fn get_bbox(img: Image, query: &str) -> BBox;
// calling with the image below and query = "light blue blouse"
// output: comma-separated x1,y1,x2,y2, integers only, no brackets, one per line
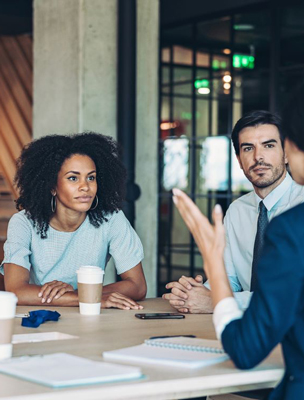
0,210,144,289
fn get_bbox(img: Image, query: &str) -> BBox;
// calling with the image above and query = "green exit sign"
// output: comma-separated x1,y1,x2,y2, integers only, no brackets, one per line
233,54,255,69
194,79,209,89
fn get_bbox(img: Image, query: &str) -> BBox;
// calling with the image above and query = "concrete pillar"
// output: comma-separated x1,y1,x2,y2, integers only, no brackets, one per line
33,0,159,295
33,0,117,138
136,0,159,297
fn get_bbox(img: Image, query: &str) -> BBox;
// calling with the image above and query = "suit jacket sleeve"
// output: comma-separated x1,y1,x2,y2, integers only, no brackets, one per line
221,209,304,369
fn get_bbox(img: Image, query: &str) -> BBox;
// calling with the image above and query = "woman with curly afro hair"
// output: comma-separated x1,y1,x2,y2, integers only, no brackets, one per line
1,132,147,309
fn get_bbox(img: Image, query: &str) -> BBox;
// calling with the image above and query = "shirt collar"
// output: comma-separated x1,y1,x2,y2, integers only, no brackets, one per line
254,173,292,212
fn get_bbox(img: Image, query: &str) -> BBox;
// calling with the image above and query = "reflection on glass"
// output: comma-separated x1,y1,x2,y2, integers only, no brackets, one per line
212,69,232,97
234,11,270,70
233,75,243,101
173,67,192,95
173,97,192,137
161,96,170,121
233,10,270,112
163,138,189,190
162,48,170,63
162,66,170,85
196,51,210,68
278,5,304,109
173,46,193,65
201,136,229,191
280,5,304,69
197,17,231,53
200,136,252,192
212,55,230,71
196,99,209,136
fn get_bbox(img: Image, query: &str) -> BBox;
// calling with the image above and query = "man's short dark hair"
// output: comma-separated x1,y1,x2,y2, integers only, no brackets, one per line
231,110,283,156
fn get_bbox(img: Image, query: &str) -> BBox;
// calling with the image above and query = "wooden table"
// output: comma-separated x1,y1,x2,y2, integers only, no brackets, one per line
0,298,284,400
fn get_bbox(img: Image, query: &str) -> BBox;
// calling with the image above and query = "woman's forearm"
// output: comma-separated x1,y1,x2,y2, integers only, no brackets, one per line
103,279,146,301
205,260,234,308
9,283,79,307
102,263,147,301
4,264,79,306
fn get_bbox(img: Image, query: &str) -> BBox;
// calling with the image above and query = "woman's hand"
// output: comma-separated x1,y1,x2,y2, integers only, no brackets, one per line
172,188,225,278
102,292,144,310
38,280,74,304
172,189,233,307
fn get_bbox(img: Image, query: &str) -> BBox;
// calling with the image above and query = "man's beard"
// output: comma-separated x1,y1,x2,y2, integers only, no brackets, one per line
244,159,286,189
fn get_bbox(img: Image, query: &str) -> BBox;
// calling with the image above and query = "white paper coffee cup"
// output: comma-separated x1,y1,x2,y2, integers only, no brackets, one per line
76,266,104,315
0,292,18,360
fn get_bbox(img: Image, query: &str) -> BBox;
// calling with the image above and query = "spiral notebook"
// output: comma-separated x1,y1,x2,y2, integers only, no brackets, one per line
103,337,229,369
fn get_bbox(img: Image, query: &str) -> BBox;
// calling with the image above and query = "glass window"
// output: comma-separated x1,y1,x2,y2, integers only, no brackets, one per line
162,47,170,63
161,66,170,94
196,99,209,136
173,67,192,95
162,24,193,63
173,45,193,65
173,97,192,137
158,7,275,295
280,5,304,69
197,17,231,54
160,96,170,124
241,71,270,113
196,51,210,68
234,10,271,113
278,4,304,109
195,136,229,195
162,138,189,191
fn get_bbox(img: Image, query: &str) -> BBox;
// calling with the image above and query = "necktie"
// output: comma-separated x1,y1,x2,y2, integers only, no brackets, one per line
250,201,268,292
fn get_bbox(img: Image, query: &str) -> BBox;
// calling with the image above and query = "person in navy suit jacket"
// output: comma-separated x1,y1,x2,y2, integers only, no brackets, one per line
172,86,304,400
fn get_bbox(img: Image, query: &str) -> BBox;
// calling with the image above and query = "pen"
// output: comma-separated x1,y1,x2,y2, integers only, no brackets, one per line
15,313,30,318
149,335,196,340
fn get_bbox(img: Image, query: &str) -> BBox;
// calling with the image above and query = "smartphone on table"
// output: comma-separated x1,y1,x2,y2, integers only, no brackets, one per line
135,313,185,319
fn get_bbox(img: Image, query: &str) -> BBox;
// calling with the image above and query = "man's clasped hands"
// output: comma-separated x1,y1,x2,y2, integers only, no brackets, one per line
163,274,213,314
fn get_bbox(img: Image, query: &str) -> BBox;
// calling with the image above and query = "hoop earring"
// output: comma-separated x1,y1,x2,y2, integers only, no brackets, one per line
90,195,98,210
51,195,56,213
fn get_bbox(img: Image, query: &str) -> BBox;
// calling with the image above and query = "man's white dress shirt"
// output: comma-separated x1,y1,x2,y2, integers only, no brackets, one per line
206,173,304,312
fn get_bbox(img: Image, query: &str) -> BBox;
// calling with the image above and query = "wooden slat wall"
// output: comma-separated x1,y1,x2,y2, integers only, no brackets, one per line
0,34,33,198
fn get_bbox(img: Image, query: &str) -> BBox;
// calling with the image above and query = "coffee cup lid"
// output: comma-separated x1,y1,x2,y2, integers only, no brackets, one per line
0,292,18,303
76,266,104,275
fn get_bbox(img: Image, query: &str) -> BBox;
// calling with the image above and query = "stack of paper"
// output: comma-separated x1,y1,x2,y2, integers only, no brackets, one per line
0,353,142,388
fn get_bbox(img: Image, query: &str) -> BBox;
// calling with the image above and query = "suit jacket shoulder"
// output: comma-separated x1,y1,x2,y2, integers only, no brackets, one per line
221,201,304,376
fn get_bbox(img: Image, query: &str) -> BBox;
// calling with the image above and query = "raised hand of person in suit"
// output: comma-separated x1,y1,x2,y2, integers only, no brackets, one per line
171,188,233,308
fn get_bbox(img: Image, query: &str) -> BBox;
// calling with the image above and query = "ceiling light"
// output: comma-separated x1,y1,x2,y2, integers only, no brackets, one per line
233,24,254,31
198,87,210,95
160,121,179,130
223,75,232,83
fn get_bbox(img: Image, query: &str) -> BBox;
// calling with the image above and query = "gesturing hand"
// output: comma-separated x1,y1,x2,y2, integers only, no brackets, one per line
172,188,225,278
38,280,74,304
102,292,144,310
